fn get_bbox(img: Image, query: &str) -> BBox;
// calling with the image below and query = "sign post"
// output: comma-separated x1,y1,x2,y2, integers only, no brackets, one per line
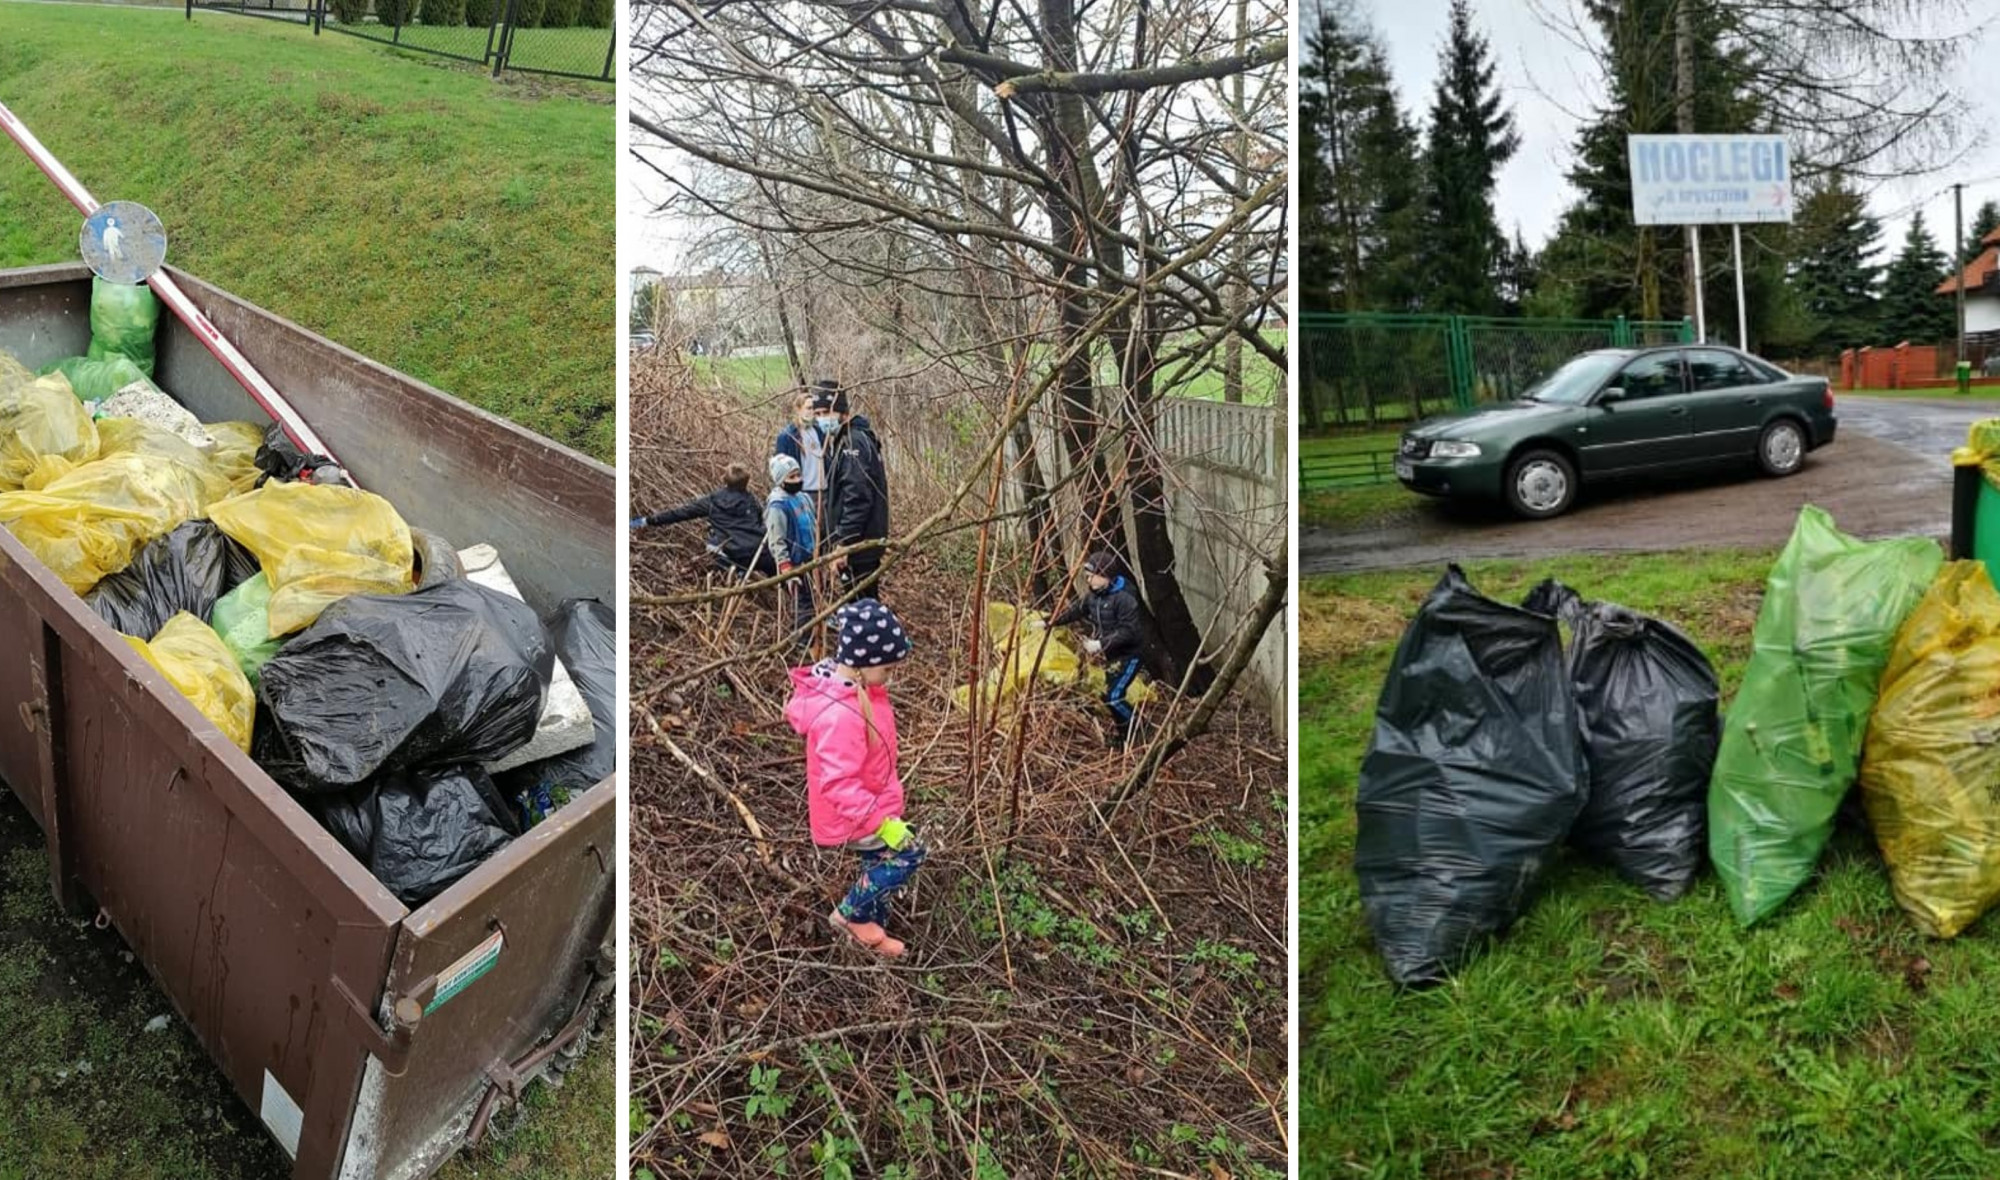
1732,224,1747,348
1629,133,1793,348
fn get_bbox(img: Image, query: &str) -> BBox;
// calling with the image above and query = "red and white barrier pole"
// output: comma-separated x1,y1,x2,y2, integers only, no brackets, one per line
0,99,345,474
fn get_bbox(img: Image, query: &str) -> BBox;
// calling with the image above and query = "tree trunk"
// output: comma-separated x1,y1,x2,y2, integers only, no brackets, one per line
758,236,806,388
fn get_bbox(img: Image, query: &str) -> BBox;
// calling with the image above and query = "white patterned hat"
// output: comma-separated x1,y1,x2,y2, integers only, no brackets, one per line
835,598,910,667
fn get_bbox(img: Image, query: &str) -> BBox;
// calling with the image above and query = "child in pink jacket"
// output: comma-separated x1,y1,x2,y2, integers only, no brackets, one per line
784,598,925,957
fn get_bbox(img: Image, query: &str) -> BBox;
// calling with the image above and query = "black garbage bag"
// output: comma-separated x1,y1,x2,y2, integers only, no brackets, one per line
311,765,516,906
253,421,344,486
1528,579,1720,901
1355,566,1588,986
499,599,614,809
85,521,260,638
256,579,554,792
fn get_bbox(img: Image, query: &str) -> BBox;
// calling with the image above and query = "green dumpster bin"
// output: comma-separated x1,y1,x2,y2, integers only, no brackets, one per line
1960,360,1974,395
1951,421,2000,580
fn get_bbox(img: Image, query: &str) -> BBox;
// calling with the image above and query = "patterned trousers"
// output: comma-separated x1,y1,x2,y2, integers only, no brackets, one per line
835,835,928,926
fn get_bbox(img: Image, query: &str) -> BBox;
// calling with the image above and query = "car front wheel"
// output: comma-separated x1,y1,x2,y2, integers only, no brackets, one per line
1504,448,1577,519
1758,419,1806,477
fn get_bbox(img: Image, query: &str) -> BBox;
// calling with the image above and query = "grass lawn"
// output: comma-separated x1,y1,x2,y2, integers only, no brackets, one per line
1300,547,2000,1179
691,351,794,398
1300,427,1410,529
355,20,614,78
0,3,614,461
0,9,611,1177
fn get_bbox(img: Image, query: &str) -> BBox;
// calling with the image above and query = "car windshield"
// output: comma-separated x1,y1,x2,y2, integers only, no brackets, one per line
1520,352,1626,405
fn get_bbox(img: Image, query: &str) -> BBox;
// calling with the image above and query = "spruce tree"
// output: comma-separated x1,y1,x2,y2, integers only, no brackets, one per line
1878,212,1956,345
1417,0,1519,314
1538,0,1760,324
1962,199,2000,266
1789,179,1883,354
1302,2,1424,311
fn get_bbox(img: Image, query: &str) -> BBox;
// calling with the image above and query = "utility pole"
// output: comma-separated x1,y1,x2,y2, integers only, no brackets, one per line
1957,181,1968,363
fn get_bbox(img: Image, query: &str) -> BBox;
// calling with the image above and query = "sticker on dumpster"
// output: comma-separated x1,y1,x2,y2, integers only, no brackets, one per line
261,1069,304,1159
427,929,505,1014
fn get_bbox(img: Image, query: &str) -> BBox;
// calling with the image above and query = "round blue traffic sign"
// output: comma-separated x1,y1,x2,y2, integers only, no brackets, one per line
80,201,167,285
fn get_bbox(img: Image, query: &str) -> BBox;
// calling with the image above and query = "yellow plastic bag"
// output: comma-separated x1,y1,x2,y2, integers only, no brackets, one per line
207,482,415,637
950,601,1153,715
1859,561,2000,937
0,452,224,592
0,364,98,492
124,612,254,752
205,421,267,495
0,349,33,390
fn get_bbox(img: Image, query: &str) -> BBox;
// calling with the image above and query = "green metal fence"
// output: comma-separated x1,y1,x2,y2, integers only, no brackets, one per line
1300,312,1693,433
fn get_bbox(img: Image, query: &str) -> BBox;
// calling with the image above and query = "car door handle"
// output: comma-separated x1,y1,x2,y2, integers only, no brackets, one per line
1667,407,1688,416
1740,396,1760,405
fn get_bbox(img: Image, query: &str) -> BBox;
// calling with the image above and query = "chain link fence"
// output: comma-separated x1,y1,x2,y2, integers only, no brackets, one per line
1300,311,1694,490
1301,312,1693,431
186,0,614,82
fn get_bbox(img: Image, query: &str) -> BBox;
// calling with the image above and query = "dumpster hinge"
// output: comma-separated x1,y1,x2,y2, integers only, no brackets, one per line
333,976,423,1078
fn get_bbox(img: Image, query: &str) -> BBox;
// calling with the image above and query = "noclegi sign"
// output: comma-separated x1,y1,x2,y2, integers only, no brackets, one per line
1627,134,1793,226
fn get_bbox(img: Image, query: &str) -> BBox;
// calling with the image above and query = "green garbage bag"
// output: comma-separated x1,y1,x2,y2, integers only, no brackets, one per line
36,356,150,402
210,572,283,688
1708,506,1943,926
87,279,161,378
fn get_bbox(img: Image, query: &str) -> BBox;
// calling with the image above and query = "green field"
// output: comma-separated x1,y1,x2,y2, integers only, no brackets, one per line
0,8,611,1177
694,330,1288,405
0,3,614,461
1300,548,2000,1179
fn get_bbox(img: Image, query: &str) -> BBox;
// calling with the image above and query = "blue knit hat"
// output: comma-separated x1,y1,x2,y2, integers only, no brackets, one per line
835,598,910,667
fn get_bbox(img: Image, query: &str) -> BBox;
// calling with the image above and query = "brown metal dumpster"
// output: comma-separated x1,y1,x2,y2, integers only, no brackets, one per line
0,262,616,1179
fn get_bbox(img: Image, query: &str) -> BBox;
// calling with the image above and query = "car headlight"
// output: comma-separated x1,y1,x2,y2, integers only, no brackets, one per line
1430,440,1481,459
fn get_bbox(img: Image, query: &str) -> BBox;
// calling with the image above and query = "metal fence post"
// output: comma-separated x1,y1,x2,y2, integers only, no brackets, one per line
493,0,520,77
1447,316,1474,410
186,0,193,20
600,27,615,80
1612,314,1630,347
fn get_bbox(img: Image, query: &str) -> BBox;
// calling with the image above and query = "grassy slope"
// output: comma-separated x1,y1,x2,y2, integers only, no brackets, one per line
0,5,614,460
1301,549,2000,1180
0,10,611,1177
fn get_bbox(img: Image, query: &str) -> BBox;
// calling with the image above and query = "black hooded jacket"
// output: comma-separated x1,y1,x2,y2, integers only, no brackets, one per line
1053,574,1144,663
821,416,891,554
644,486,767,569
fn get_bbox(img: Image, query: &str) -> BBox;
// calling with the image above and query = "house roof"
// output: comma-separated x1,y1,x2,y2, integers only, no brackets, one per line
1940,246,2000,296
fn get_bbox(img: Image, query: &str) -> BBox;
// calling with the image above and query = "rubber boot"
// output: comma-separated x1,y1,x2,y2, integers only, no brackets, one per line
829,911,905,958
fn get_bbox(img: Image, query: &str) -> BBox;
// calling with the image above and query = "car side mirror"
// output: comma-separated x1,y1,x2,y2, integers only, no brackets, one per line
1597,387,1626,406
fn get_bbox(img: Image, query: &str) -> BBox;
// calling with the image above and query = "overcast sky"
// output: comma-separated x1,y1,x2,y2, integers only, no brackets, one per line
1354,0,1999,258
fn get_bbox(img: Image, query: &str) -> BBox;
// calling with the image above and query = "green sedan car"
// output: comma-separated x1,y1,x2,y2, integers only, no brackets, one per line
1395,344,1837,519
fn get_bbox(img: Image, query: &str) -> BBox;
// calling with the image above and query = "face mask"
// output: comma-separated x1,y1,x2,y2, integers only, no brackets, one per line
783,479,803,494
816,415,840,433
